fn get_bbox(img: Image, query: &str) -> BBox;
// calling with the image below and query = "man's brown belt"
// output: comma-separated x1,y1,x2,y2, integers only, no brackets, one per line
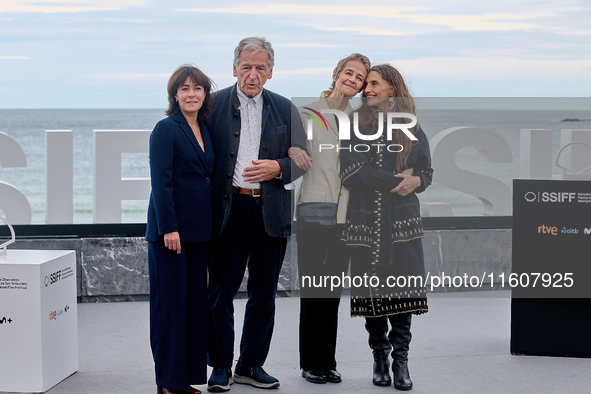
232,186,261,197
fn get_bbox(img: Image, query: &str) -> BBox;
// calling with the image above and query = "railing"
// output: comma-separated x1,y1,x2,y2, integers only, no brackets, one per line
0,217,512,239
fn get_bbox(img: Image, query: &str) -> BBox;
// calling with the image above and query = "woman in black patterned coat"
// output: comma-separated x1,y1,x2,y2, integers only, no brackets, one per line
340,64,433,391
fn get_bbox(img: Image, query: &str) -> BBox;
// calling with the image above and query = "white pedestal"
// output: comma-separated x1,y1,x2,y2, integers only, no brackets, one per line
0,250,78,393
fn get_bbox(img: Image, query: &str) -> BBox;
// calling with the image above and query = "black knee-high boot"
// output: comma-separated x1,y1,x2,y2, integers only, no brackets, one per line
365,317,392,386
388,313,413,390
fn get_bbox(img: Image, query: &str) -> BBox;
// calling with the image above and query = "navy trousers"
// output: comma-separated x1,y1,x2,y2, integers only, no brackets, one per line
148,241,208,390
208,193,287,368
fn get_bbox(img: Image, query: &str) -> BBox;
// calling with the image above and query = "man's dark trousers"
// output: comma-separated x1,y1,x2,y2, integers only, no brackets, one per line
207,192,287,368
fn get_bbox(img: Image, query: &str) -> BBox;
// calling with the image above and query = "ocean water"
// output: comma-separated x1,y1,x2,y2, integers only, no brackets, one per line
416,108,591,215
1,108,590,223
0,109,164,223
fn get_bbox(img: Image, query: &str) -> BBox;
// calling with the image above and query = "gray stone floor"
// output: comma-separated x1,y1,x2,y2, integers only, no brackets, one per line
16,291,591,393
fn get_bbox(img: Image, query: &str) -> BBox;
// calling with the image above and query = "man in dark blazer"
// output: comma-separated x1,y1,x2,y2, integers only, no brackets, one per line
205,37,306,392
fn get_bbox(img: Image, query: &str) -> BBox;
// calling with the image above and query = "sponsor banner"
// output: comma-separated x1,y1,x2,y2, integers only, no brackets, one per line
513,179,591,297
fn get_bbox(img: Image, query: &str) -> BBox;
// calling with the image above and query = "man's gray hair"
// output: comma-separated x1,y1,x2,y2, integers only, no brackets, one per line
233,37,275,69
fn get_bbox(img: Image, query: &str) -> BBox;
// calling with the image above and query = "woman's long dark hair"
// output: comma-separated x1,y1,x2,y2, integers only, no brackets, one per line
357,64,418,171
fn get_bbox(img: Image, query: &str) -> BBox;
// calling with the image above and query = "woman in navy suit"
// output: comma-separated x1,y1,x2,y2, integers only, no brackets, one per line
145,64,214,394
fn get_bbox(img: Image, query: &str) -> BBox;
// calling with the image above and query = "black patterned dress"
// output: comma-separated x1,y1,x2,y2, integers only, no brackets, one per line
340,125,433,317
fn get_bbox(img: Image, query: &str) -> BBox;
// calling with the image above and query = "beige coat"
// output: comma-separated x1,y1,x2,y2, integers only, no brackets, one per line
297,96,352,224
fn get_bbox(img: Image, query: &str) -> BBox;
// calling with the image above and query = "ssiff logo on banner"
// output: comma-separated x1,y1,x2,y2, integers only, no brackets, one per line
525,191,577,203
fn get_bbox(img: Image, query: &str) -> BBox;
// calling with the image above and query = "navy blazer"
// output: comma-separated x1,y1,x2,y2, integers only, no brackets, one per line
205,84,306,239
145,110,214,243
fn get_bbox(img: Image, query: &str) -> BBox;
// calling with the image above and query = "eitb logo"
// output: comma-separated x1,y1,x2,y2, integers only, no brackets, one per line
303,108,418,153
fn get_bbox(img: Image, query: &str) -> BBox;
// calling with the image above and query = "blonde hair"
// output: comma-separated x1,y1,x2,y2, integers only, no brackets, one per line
322,53,371,96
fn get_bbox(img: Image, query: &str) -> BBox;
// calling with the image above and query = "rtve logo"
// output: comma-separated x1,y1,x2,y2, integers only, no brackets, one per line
538,225,557,235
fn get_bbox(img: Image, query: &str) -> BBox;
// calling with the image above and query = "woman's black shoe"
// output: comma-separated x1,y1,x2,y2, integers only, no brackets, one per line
392,359,413,390
301,369,326,384
389,313,413,390
366,317,392,386
372,356,392,386
324,369,342,383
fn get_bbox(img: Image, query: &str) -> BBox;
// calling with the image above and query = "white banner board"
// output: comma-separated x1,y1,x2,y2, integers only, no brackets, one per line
0,250,78,393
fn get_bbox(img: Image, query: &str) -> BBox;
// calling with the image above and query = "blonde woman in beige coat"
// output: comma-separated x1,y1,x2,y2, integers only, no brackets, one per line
290,53,370,385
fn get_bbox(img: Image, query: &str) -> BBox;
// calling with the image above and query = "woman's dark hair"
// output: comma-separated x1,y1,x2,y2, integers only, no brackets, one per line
166,64,215,118
357,63,418,171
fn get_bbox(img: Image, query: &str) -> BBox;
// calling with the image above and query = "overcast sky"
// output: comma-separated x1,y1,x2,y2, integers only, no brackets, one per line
1,0,590,108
